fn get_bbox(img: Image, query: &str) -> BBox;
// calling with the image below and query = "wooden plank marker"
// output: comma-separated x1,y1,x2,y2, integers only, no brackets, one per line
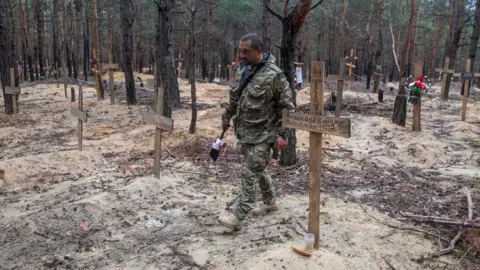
102,61,119,104
283,62,351,249
142,86,174,178
462,59,472,121
412,61,423,132
63,68,68,98
71,84,87,151
327,58,352,117
435,57,455,100
345,48,358,90
6,68,21,127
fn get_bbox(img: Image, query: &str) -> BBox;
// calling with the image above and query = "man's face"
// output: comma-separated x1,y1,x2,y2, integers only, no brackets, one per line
239,40,262,66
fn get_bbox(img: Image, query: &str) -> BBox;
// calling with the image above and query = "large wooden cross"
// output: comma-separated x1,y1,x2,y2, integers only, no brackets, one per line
345,48,358,90
6,68,21,127
283,61,351,249
142,86,174,178
70,84,87,151
103,62,119,105
412,61,423,132
435,57,455,100
327,58,352,117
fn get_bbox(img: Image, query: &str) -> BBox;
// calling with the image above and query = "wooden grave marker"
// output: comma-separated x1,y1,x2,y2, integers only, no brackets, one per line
6,68,21,127
70,85,87,151
461,59,472,121
103,60,119,104
142,86,174,178
327,58,352,117
63,68,68,98
435,57,455,100
282,62,351,249
412,61,423,132
345,48,358,90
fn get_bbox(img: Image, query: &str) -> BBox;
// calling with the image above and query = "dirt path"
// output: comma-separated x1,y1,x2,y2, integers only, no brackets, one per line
1,76,477,269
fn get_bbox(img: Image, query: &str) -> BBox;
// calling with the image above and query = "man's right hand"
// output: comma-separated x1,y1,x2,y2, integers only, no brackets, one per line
222,120,230,131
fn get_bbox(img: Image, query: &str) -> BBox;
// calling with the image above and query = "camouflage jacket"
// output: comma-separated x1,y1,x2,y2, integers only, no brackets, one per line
222,53,295,144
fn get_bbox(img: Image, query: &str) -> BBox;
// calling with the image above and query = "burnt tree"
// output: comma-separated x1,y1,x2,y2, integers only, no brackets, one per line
187,0,197,134
120,0,137,105
267,0,324,166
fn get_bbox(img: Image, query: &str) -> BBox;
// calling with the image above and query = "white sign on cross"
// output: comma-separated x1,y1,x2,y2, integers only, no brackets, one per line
282,61,351,249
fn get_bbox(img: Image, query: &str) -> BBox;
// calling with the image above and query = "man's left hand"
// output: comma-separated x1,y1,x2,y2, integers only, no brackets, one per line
275,135,288,151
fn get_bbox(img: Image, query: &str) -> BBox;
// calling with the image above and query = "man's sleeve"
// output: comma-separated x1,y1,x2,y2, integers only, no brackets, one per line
273,72,296,133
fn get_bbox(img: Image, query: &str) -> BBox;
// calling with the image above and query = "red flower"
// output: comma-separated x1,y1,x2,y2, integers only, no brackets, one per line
417,76,424,82
415,82,423,88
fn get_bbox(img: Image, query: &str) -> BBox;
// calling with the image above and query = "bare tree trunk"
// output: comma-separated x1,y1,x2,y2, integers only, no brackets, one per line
262,0,271,53
392,0,415,126
120,0,136,105
374,0,383,101
156,0,180,117
92,0,104,99
81,0,89,80
0,0,14,114
33,0,45,77
53,0,60,71
19,0,35,82
70,1,78,80
443,0,465,99
365,0,374,90
62,1,72,78
187,0,197,134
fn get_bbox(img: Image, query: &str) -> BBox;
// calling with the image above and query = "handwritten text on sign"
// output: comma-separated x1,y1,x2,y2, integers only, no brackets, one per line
282,111,351,138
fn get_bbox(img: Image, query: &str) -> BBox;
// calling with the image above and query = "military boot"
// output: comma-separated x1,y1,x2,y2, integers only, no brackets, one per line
217,213,243,230
251,202,279,216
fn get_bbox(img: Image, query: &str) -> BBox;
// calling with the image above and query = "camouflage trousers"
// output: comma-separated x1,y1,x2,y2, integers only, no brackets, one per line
233,141,276,220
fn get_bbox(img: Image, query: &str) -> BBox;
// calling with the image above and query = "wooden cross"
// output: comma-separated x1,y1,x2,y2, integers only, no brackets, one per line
435,57,455,100
70,84,87,151
327,58,353,117
6,68,21,127
345,48,358,90
412,61,423,132
461,59,473,121
103,62,119,105
282,61,351,249
142,86,174,178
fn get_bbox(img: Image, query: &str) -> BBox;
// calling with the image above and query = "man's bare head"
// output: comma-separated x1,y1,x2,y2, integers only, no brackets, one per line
239,33,263,66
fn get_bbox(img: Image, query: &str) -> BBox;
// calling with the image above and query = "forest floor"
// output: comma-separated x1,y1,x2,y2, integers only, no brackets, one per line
0,73,479,270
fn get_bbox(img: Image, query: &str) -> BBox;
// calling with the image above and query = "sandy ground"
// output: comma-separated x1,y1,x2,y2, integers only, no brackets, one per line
0,73,478,269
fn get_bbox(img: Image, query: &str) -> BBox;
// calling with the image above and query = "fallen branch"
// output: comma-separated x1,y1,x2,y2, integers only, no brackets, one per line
464,188,473,220
402,214,480,228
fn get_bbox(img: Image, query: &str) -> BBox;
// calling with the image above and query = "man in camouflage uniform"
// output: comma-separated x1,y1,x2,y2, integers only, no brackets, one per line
217,33,295,230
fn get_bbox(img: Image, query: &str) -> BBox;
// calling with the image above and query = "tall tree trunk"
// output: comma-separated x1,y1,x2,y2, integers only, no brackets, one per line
443,0,465,99
188,0,197,134
207,0,214,83
62,1,72,78
156,0,180,117
70,1,78,80
268,0,322,166
427,13,443,78
53,0,60,71
365,0,374,89
0,0,14,114
392,0,415,126
468,0,480,74
374,0,384,100
262,0,271,53
407,0,422,76
92,0,104,98
82,0,89,80
33,0,45,77
19,0,35,82
120,0,136,105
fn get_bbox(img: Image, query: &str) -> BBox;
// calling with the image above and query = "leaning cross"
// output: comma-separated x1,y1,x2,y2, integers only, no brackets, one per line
345,48,358,90
282,61,351,249
327,58,353,117
6,68,21,127
435,57,455,100
70,84,87,151
142,86,174,178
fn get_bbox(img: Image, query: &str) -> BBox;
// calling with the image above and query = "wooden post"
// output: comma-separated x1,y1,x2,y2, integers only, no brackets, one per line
142,86,174,178
435,57,455,100
412,61,423,132
6,68,21,127
462,59,472,121
346,49,358,90
63,69,68,98
111,85,116,105
71,84,87,151
71,87,75,102
327,59,352,117
102,63,119,104
177,53,182,79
